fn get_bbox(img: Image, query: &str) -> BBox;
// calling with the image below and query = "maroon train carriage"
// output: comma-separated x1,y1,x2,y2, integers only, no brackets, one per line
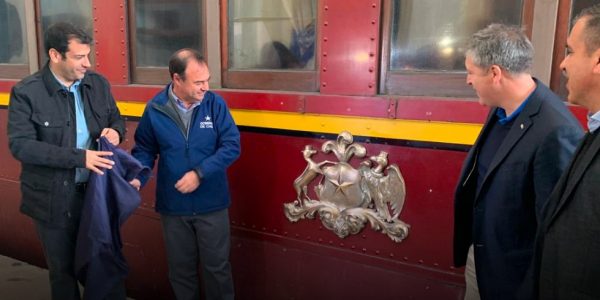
0,0,591,299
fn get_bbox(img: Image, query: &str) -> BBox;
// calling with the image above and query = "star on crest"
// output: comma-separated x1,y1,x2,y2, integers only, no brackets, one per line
327,173,353,196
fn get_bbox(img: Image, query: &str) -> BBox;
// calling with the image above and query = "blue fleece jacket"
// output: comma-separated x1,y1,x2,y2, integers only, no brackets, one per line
132,85,241,215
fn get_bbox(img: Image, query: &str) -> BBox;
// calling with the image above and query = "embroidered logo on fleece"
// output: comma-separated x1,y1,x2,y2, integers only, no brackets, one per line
200,115,213,129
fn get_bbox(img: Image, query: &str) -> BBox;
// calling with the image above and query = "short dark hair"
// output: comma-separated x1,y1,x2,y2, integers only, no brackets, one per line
44,22,93,58
575,4,600,55
169,48,207,81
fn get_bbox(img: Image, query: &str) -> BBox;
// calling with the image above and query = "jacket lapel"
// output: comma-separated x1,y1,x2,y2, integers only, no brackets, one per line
475,93,542,202
458,110,495,187
546,131,600,226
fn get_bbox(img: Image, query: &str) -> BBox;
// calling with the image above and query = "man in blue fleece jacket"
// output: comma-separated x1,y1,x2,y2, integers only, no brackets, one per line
131,48,240,300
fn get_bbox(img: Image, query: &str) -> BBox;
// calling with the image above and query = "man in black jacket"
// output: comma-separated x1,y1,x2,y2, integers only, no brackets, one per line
535,4,600,299
7,22,125,300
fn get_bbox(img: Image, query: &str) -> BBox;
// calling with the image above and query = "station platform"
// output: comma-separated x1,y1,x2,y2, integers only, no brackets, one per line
0,254,49,300
0,255,134,300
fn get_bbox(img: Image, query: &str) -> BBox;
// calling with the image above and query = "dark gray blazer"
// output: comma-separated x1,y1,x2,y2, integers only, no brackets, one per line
536,130,600,299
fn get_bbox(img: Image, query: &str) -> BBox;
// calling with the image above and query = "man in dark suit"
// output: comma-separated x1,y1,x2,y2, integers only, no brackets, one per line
453,24,583,300
535,4,600,299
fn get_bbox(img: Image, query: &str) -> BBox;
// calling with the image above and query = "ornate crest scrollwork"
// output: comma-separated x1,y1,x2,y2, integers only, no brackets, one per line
284,131,410,242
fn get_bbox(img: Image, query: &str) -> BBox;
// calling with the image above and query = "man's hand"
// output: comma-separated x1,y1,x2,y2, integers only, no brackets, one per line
175,170,201,194
100,128,120,145
85,150,114,175
129,178,141,191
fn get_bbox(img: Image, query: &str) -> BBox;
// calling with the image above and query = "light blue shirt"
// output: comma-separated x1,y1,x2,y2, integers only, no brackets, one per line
52,72,91,182
587,110,600,133
169,85,202,113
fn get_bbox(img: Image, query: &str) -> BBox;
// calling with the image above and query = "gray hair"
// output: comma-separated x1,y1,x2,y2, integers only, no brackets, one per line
466,23,533,74
574,4,600,55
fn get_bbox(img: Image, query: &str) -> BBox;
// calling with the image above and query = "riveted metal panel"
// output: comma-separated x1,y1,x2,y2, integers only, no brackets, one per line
225,131,467,299
0,111,20,181
320,0,381,96
0,110,46,269
0,81,16,92
305,94,394,118
92,0,129,84
221,92,305,113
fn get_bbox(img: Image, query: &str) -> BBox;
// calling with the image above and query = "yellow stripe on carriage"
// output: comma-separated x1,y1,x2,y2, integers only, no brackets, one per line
0,93,481,145
231,110,481,145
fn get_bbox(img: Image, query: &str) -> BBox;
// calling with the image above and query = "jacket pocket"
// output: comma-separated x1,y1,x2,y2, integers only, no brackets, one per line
31,113,66,144
20,171,53,222
88,96,111,130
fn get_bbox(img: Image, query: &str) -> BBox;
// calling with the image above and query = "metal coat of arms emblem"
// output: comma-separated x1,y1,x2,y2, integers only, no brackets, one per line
284,131,410,242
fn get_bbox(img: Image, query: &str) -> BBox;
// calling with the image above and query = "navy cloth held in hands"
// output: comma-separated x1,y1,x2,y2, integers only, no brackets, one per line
75,137,150,300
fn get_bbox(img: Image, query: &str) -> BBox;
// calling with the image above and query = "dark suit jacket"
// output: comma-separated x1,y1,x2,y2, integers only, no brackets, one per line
453,80,583,299
535,130,600,300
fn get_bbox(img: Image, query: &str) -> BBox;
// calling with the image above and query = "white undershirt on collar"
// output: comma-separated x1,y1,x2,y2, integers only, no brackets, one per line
587,110,600,133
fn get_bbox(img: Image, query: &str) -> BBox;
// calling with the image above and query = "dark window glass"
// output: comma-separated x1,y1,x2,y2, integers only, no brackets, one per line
133,0,202,68
553,0,598,97
0,0,27,65
39,0,93,63
571,0,598,24
390,0,523,72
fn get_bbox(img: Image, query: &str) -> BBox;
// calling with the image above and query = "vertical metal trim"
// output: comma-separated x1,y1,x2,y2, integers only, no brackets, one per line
206,0,222,88
25,0,38,74
531,0,559,85
319,0,382,96
92,0,129,84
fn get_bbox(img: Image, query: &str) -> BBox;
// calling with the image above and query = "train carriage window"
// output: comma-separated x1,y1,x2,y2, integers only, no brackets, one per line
37,0,93,67
0,0,28,79
381,0,532,97
222,0,319,91
129,0,204,85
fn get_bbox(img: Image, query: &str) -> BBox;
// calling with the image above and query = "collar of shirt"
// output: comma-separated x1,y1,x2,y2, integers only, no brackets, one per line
495,92,533,125
587,110,600,133
50,69,81,92
169,85,201,112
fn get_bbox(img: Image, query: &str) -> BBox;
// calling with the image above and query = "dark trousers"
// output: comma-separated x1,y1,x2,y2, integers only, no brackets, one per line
161,209,234,300
35,221,81,300
34,191,126,300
